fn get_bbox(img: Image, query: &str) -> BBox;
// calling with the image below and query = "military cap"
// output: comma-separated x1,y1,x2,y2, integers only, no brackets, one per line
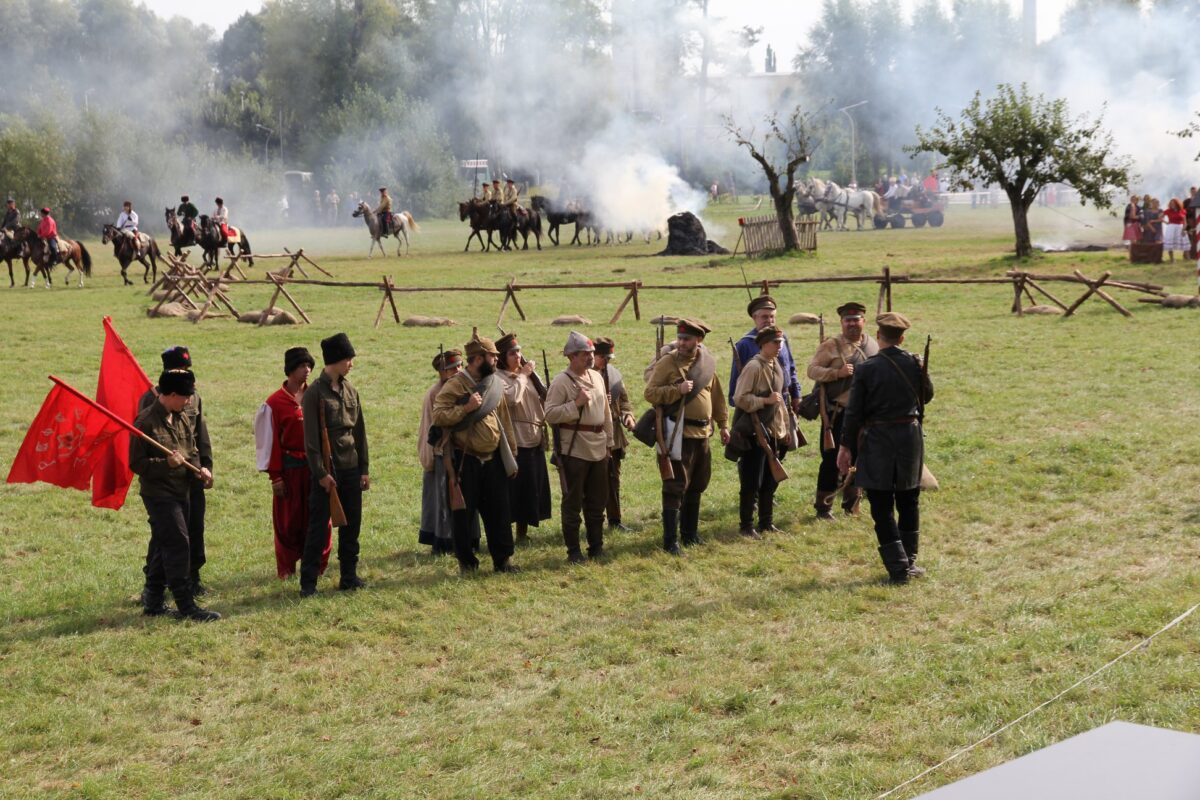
283,346,315,375
563,330,595,355
837,302,867,318
505,177,515,184
320,332,356,365
747,294,777,317
465,327,499,358
379,187,387,192
161,345,192,370
676,318,711,338
592,336,615,357
876,311,911,331
754,325,784,346
157,368,195,397
495,331,520,354
432,349,463,371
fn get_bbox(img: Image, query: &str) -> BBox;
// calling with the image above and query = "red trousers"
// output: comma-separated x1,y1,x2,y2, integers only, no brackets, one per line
274,466,330,578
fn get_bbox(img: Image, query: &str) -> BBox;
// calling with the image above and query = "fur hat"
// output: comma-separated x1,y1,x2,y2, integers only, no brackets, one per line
320,332,356,365
161,346,192,370
284,347,315,376
157,368,195,397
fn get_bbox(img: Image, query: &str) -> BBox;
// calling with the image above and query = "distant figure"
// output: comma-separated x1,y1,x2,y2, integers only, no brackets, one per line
1122,195,1141,244
1163,198,1186,262
37,207,59,266
2,197,19,235
374,187,393,231
921,170,939,194
710,181,719,202
213,197,231,239
313,190,322,224
176,195,199,237
326,190,340,225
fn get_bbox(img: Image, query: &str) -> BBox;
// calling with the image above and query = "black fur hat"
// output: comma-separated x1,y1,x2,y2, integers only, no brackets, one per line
157,369,195,397
320,332,356,365
161,346,191,370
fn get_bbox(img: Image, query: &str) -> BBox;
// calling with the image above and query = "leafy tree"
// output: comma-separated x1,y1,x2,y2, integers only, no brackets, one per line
908,83,1133,258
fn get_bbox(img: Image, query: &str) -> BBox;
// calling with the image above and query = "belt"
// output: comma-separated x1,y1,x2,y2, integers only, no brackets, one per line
863,416,918,427
282,453,307,470
560,422,604,433
455,446,496,462
667,415,711,427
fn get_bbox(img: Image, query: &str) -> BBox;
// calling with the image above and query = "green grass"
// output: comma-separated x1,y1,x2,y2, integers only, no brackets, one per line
1,201,1198,799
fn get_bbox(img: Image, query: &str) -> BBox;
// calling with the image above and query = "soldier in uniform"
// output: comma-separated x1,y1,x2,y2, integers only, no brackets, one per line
729,295,802,415
138,346,212,597
502,177,523,215
480,181,493,202
2,198,18,233
418,349,470,555
373,187,393,234
732,326,789,538
644,318,730,554
432,330,521,574
807,301,879,519
490,179,502,207
300,332,370,596
593,337,634,531
837,312,934,584
544,332,614,562
496,331,552,543
130,368,219,621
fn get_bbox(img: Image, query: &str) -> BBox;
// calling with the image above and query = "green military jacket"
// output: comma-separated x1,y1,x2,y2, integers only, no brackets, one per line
302,370,368,480
129,399,201,499
177,202,198,220
139,388,212,470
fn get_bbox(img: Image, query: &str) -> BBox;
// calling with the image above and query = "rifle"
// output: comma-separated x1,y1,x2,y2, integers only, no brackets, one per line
318,402,348,526
437,343,466,511
728,337,787,483
817,314,835,451
739,265,753,302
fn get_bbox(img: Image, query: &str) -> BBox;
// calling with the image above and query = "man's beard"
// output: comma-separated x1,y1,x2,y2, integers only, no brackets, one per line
478,361,495,378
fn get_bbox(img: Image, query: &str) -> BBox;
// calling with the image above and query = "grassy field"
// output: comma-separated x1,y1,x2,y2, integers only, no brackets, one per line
0,200,1197,799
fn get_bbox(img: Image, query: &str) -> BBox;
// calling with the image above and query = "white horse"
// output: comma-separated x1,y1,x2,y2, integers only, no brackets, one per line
352,201,420,257
807,178,882,231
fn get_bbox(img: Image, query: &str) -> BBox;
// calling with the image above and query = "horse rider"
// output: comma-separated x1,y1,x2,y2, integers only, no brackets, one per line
2,198,18,242
502,176,525,218
177,195,199,237
480,181,493,202
373,187,393,233
37,207,59,266
116,201,139,243
490,179,502,207
213,197,231,240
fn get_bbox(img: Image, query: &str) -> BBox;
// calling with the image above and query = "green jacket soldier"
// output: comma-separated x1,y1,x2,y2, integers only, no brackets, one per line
807,301,879,519
130,368,219,621
300,332,370,596
593,336,634,531
837,312,934,584
643,318,730,554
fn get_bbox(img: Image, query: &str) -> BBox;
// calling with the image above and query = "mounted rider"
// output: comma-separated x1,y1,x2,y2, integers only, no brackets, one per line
176,195,199,238
213,197,231,240
502,176,527,219
490,179,502,207
1,198,18,242
373,187,393,234
37,207,59,266
116,201,139,243
480,181,493,202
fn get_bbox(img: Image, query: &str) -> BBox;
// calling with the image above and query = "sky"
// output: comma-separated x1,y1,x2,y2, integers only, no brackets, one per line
141,0,1074,60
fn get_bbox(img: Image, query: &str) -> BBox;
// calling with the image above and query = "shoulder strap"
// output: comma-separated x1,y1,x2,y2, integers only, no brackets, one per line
878,351,924,420
451,373,504,432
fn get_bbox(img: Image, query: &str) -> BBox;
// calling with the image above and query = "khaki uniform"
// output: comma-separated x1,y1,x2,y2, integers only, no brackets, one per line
733,354,788,439
807,334,879,515
643,347,728,439
481,186,494,202
733,353,787,531
498,370,547,450
432,371,517,458
502,182,521,210
545,368,613,557
373,194,392,216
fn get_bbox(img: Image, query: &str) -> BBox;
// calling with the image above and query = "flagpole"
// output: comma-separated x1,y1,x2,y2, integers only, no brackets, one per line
48,376,205,477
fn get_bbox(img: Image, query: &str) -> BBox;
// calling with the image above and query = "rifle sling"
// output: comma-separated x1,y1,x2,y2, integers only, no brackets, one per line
451,373,504,433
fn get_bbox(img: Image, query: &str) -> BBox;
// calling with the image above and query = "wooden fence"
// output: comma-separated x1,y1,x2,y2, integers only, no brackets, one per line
736,213,819,257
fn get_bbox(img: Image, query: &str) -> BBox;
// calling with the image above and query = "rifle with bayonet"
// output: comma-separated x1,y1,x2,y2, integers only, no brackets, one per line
817,313,835,451
728,337,788,484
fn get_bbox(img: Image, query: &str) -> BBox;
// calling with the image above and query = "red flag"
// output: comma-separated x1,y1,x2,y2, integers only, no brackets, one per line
91,316,153,509
6,382,127,492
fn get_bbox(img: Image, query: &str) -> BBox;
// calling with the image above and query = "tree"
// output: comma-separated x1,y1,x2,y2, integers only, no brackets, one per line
724,106,817,251
908,83,1133,258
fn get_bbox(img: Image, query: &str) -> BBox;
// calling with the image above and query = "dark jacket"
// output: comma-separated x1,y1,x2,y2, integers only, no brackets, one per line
139,388,212,470
840,346,933,491
177,201,199,220
302,370,368,480
129,399,201,499
2,207,18,231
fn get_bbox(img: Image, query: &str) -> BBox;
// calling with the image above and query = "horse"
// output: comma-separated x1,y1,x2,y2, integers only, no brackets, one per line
1,228,34,288
807,178,882,231
164,207,198,256
101,224,160,285
458,198,504,252
198,215,254,268
15,226,92,288
351,202,419,257
530,195,581,247
510,208,543,251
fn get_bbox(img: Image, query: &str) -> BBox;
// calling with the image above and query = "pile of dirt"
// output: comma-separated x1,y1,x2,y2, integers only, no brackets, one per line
552,315,592,326
403,316,455,327
658,212,729,256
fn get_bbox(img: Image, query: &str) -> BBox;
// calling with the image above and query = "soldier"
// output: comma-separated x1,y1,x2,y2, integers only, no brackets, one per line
544,332,614,562
300,332,370,596
480,181,493,202
502,176,523,214
130,368,219,621
592,337,635,531
644,318,730,554
432,330,521,574
418,349,467,555
2,198,18,233
490,179,502,206
729,295,802,415
807,301,879,519
837,312,934,584
496,331,552,543
373,187,393,234
176,195,199,237
139,346,212,597
253,347,330,580
732,326,789,538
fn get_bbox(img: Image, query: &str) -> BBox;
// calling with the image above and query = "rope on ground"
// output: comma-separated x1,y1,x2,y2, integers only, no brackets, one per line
875,600,1200,799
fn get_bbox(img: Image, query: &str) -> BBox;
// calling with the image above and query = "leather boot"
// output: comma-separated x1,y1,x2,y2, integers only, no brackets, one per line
900,530,926,577
661,509,681,556
738,492,759,538
171,582,221,622
190,569,208,597
878,540,911,585
757,491,781,533
142,584,172,617
814,490,836,521
339,561,366,591
680,499,703,546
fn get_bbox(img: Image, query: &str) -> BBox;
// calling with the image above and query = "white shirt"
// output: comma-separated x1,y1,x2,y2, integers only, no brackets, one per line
213,205,229,224
116,210,138,231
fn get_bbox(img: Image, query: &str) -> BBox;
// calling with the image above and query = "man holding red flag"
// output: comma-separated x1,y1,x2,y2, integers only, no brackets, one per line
92,317,153,510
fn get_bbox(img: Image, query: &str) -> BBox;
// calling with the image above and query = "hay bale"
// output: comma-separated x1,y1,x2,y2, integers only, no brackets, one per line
403,315,456,327
650,315,679,326
552,315,592,326
148,302,189,318
1160,294,1200,309
1022,304,1064,315
788,313,821,325
238,308,298,325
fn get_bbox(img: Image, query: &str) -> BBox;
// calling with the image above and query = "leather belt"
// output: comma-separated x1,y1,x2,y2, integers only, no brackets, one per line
667,416,711,427
560,423,604,433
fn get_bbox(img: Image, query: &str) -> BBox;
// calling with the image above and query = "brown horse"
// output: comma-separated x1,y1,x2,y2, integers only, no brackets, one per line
198,215,254,269
16,227,92,287
102,224,160,285
458,198,504,252
1,227,34,287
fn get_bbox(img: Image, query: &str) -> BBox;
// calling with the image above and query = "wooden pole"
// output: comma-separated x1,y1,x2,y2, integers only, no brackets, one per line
884,266,893,311
268,272,312,323
1023,277,1069,311
1063,270,1113,317
258,279,284,327
507,281,527,321
631,282,641,321
609,284,637,324
1011,274,1025,315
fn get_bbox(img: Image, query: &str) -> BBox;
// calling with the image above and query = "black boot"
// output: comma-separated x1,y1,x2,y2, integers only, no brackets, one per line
738,492,760,538
878,540,911,585
814,490,835,521
171,583,221,622
680,499,703,546
661,509,681,555
338,558,365,591
142,584,172,617
900,530,926,577
757,491,781,534
190,569,208,597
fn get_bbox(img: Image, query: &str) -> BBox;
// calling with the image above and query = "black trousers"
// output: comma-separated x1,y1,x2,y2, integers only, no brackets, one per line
188,483,206,571
301,468,363,589
560,454,608,555
453,451,514,570
143,495,192,598
865,488,920,546
605,448,624,523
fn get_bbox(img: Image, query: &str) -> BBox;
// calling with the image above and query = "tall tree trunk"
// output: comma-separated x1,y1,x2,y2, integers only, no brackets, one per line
772,187,799,250
1010,194,1033,258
